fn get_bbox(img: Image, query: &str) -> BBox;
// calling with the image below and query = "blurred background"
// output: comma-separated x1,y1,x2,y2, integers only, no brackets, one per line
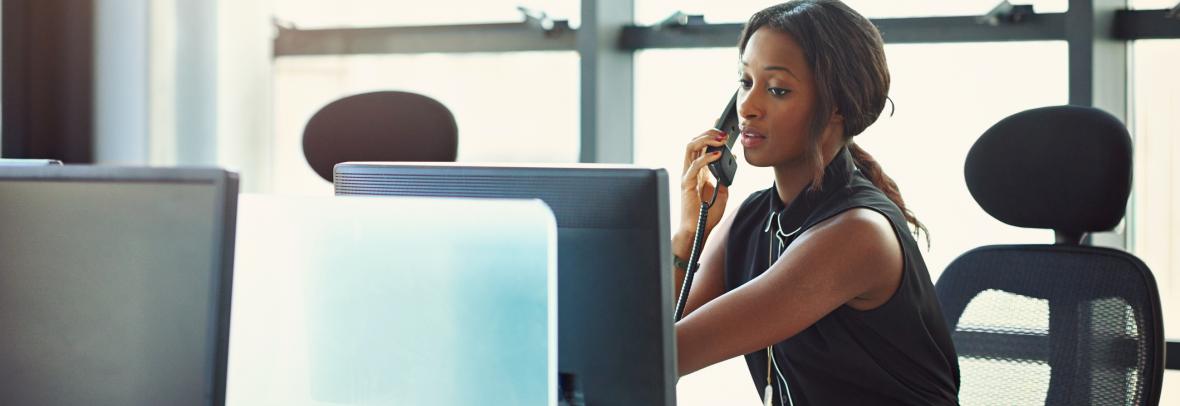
2,0,1177,404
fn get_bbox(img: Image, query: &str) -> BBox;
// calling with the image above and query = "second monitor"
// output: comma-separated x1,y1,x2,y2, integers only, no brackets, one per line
334,162,676,406
0,166,238,406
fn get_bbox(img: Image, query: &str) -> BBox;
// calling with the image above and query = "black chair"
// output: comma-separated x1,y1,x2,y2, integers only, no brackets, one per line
936,105,1164,405
302,90,457,182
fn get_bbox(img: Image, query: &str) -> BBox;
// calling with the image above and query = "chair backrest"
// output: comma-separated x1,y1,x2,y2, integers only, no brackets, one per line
302,91,457,182
937,105,1164,405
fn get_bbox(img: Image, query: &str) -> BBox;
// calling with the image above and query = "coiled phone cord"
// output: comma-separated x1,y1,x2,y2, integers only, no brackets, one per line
673,184,720,322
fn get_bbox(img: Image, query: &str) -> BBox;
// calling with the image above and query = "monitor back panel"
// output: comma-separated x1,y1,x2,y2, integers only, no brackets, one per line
0,167,238,406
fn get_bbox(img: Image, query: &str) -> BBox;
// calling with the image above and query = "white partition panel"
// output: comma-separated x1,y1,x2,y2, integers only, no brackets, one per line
227,195,557,406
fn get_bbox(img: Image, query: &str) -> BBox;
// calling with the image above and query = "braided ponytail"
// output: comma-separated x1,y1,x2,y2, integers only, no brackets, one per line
848,143,927,239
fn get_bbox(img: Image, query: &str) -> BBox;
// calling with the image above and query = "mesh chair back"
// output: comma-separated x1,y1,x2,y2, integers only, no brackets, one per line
938,245,1163,405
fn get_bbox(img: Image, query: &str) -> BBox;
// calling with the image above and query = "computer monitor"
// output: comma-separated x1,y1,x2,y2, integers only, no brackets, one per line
0,158,63,166
0,166,239,406
334,162,676,406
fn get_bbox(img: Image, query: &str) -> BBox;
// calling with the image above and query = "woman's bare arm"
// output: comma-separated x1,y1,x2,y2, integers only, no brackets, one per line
675,208,904,376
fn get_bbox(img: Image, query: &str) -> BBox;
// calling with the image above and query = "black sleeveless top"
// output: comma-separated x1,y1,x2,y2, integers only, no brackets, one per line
724,148,959,405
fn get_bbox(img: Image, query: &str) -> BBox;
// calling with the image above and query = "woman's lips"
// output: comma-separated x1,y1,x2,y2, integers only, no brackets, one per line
740,130,766,149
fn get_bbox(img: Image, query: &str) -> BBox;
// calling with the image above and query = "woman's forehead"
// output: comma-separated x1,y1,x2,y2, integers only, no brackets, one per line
742,29,810,79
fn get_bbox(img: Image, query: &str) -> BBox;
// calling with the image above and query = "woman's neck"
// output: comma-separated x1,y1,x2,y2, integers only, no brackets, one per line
772,143,843,207
772,158,816,208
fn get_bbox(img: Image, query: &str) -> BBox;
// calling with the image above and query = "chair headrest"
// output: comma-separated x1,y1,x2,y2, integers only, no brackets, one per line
303,91,457,182
964,105,1132,234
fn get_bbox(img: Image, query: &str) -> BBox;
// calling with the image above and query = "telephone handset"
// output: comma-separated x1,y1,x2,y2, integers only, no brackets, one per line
707,91,740,187
675,91,741,322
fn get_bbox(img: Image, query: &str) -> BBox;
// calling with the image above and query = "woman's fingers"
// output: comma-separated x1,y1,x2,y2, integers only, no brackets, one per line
682,129,730,172
697,165,711,191
679,128,731,234
682,149,724,191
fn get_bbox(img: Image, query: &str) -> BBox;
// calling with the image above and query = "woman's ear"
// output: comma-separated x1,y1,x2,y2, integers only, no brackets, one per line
824,110,846,141
821,110,847,151
829,109,845,125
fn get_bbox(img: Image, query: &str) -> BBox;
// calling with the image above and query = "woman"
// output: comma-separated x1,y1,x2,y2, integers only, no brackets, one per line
673,1,960,404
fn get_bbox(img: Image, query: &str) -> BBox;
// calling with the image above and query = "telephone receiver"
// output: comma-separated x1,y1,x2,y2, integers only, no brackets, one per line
675,91,741,323
707,91,740,187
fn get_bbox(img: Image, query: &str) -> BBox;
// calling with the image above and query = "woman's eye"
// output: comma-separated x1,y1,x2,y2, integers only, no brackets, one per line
738,78,753,89
769,88,790,96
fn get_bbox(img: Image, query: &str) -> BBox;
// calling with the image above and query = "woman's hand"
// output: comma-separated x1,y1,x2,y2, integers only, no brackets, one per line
673,129,731,260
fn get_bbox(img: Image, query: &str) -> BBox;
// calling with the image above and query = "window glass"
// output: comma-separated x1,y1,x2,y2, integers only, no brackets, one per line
273,53,580,195
1130,36,1180,406
1130,0,1177,9
636,0,1068,25
1130,39,1180,337
275,0,579,28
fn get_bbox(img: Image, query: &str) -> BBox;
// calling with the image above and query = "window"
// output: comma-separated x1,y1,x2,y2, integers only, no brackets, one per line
1130,0,1178,9
275,0,580,28
635,0,1068,25
635,42,1067,404
1130,38,1180,406
1131,39,1179,336
269,0,581,195
271,53,580,195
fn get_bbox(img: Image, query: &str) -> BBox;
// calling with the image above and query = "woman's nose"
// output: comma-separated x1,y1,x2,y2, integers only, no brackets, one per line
738,92,762,120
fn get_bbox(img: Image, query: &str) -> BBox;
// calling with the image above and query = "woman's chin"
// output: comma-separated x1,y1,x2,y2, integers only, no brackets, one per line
742,153,775,167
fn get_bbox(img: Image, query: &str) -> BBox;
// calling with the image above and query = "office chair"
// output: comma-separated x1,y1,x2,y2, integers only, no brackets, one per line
302,91,457,182
936,105,1164,405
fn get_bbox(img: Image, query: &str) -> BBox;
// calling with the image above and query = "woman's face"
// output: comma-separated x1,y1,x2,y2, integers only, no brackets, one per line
737,28,823,168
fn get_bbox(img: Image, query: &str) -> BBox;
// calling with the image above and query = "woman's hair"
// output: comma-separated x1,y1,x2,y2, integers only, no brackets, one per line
738,0,927,238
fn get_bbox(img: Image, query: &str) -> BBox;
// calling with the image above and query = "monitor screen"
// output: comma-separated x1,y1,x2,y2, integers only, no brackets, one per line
334,162,676,406
0,166,238,406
